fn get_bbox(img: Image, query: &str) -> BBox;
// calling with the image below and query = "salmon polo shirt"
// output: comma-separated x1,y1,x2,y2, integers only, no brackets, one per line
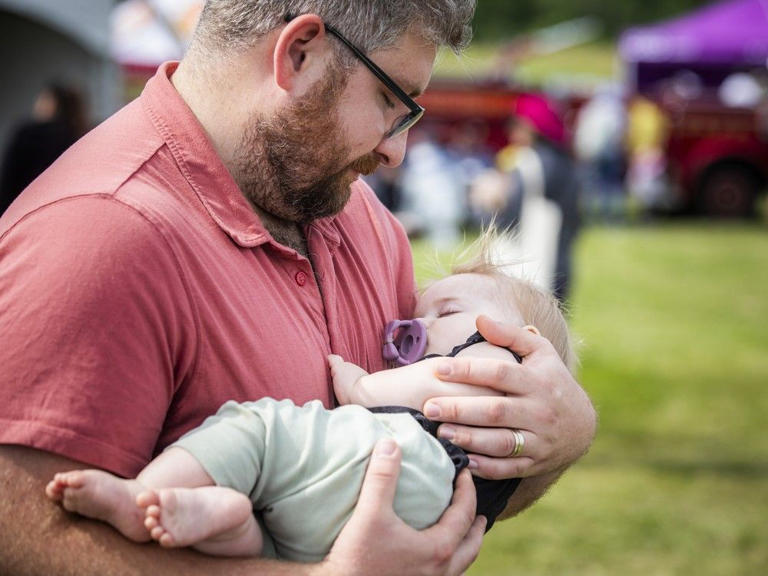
0,62,417,477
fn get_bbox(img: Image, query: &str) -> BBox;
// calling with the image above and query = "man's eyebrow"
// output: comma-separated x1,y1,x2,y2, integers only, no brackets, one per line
407,84,425,99
391,77,425,99
407,83,426,99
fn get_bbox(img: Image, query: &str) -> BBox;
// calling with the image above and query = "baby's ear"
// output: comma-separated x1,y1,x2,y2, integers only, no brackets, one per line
523,324,541,336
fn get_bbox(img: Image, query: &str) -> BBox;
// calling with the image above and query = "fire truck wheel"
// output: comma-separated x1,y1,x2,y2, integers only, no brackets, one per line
697,163,760,219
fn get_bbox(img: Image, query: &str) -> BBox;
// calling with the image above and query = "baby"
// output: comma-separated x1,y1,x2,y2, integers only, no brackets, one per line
46,232,576,562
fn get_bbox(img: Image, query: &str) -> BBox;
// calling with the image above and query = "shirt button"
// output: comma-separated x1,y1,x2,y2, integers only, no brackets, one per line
295,271,308,286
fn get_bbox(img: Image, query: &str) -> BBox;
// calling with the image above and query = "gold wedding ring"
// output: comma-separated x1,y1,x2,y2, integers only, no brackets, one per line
510,429,525,457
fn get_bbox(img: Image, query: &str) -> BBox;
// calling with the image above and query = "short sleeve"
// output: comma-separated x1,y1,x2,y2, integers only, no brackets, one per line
0,195,196,476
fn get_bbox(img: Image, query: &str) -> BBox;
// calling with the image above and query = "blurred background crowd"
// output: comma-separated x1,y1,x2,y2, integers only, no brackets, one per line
2,0,768,299
0,1,766,574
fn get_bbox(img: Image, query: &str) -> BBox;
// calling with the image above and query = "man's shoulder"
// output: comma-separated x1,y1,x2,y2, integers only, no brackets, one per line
53,99,169,196
0,99,180,233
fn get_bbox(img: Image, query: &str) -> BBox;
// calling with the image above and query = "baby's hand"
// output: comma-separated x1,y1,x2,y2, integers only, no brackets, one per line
330,354,505,412
328,355,372,406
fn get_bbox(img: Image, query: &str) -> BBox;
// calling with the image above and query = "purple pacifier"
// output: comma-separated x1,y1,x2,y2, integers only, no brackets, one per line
382,319,428,366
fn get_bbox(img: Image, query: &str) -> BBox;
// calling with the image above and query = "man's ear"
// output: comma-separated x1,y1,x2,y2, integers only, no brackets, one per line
523,325,541,336
273,14,329,94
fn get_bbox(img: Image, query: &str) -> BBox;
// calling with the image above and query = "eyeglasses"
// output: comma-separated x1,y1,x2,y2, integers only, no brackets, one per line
285,15,425,139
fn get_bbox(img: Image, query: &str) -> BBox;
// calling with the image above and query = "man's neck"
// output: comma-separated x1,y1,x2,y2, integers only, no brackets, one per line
172,55,313,258
172,58,309,257
253,205,309,257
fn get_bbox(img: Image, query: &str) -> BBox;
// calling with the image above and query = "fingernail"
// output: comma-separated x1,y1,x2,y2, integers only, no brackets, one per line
374,438,396,456
424,402,440,418
436,363,451,376
468,457,479,470
437,425,455,441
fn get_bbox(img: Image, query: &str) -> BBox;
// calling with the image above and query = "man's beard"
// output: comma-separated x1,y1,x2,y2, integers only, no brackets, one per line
233,65,380,224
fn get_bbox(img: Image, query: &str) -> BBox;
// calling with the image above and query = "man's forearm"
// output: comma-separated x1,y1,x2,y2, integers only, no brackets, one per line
0,446,319,576
498,468,565,521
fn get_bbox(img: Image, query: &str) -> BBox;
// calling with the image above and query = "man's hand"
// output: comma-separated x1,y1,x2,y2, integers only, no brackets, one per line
320,439,486,576
423,316,596,481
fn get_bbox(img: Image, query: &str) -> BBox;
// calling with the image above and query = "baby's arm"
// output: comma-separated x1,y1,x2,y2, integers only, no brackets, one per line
329,342,511,411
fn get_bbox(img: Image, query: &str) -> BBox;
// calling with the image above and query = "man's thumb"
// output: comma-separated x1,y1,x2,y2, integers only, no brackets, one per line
356,439,401,512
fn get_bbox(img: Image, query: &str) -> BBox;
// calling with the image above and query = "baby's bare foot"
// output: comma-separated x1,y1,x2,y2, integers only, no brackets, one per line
45,470,149,542
138,486,254,549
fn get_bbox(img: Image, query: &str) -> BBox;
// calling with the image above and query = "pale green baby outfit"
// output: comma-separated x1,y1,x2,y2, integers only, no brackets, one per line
172,398,456,562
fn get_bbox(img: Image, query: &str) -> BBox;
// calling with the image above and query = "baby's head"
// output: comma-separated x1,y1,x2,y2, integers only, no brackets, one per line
415,229,577,372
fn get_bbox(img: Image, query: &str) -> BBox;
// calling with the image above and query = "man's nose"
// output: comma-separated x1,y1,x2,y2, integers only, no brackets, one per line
374,130,409,168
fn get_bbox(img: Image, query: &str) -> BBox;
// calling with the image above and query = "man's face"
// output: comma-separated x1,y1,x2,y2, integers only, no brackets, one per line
414,273,524,356
234,30,436,224
234,63,379,223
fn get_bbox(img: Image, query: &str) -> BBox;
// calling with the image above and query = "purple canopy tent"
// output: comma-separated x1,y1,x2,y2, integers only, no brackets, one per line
619,0,768,92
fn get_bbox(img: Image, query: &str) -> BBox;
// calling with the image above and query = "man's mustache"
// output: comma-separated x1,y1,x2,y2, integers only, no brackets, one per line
348,154,380,176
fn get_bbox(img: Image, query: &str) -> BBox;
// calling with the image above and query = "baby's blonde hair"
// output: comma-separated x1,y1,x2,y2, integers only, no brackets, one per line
449,227,577,373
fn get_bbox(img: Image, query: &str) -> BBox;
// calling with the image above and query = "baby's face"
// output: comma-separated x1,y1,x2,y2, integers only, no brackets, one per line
414,273,523,356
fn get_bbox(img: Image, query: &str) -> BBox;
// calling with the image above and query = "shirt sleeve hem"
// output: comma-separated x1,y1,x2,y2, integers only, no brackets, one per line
0,418,148,478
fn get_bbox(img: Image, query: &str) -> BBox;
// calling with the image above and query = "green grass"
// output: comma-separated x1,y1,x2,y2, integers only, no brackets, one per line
411,222,768,575
514,42,619,87
432,42,619,86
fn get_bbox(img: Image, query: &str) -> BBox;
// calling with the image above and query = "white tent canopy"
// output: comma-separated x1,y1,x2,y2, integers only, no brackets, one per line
111,0,202,67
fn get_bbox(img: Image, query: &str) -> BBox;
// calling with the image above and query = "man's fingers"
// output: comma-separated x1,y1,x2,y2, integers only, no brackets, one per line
447,515,486,575
465,453,538,480
435,422,540,460
426,468,477,543
356,439,402,515
476,315,544,358
425,395,538,429
427,469,483,575
434,356,528,395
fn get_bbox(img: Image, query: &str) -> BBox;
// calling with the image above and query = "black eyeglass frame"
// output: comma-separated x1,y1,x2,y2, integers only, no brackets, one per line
284,14,425,139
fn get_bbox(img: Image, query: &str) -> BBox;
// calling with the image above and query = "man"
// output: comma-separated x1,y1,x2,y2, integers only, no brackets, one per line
0,2,595,574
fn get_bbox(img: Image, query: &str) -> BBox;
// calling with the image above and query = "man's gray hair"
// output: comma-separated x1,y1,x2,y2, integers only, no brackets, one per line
193,0,475,56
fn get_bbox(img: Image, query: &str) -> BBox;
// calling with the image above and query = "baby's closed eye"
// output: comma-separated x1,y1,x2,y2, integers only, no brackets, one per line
437,305,461,318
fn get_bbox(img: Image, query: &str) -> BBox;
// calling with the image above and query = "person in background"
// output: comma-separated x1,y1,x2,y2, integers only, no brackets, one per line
573,86,627,222
363,165,403,213
625,95,671,212
477,94,580,303
0,83,87,214
400,127,467,249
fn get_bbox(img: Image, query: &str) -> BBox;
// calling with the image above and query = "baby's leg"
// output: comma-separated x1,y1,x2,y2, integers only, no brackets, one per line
137,446,262,556
44,447,210,543
45,470,149,542
136,446,216,489
138,486,261,557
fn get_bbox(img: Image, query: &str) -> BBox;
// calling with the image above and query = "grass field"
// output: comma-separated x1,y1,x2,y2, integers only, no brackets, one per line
411,222,768,575
433,42,619,87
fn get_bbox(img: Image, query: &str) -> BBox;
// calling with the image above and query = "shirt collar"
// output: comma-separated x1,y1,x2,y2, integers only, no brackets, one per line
141,61,344,250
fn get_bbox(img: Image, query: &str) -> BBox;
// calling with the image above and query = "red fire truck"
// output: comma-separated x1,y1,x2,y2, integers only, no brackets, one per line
662,95,768,217
417,79,768,218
